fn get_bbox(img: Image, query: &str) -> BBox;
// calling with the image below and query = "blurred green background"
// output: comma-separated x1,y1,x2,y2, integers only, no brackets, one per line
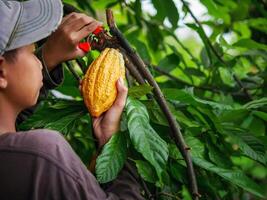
20,0,267,199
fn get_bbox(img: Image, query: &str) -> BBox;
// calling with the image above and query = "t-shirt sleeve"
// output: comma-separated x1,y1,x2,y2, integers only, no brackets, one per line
47,131,145,200
7,130,145,200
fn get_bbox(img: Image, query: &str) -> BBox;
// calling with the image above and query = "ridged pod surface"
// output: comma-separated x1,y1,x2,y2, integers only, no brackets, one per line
81,48,126,117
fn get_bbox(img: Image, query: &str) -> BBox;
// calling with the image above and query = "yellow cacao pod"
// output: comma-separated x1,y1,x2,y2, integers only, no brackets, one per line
81,48,126,117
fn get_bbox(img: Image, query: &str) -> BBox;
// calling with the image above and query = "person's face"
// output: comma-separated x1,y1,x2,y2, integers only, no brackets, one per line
0,44,43,111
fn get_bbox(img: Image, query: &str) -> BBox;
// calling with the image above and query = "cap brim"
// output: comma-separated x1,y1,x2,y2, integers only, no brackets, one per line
5,0,63,51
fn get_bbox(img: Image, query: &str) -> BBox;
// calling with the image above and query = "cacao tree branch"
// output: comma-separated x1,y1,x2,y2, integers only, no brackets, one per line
180,0,252,100
156,192,181,200
122,49,147,85
121,1,201,68
106,9,200,199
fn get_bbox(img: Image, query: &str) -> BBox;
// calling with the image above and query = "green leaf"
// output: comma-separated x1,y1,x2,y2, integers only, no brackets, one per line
185,136,205,158
219,109,249,123
146,22,164,50
128,39,152,62
233,39,267,51
158,54,180,72
168,144,182,160
200,47,211,68
162,88,233,110
125,97,169,181
164,0,179,28
246,18,267,34
200,0,231,24
56,66,81,98
243,97,267,109
252,111,267,122
183,67,206,77
193,157,265,198
169,161,187,183
128,84,153,98
206,139,232,168
151,0,179,28
171,109,200,128
144,101,169,126
223,126,266,165
19,100,87,135
134,160,158,183
96,132,127,183
186,23,213,64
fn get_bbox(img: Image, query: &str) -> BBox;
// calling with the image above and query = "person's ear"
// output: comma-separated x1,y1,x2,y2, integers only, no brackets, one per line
0,56,8,89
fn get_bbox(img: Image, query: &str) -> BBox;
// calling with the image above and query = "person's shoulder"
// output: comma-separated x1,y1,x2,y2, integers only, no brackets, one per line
0,129,85,179
4,129,68,150
0,129,70,160
20,128,67,148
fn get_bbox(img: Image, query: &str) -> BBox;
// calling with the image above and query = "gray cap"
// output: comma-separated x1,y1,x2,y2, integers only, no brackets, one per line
0,0,63,55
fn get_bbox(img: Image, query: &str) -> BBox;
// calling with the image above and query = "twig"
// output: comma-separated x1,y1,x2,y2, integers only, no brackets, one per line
122,48,147,85
121,1,201,68
180,0,252,100
76,59,87,74
106,9,200,200
125,162,155,200
125,69,133,87
157,192,181,200
65,61,81,82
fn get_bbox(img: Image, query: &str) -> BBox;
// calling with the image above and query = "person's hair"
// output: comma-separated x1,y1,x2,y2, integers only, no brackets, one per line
3,49,18,63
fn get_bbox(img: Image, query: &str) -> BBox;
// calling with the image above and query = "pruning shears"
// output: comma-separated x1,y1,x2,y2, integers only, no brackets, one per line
78,25,118,52
78,26,104,52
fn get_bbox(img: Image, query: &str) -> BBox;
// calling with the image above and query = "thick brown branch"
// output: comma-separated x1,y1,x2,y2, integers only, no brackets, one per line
121,49,147,85
121,1,201,68
106,9,200,199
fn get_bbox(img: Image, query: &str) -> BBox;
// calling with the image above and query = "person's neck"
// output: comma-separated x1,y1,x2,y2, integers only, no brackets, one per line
0,96,19,135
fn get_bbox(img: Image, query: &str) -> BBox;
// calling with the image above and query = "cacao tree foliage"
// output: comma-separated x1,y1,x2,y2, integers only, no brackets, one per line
19,0,267,199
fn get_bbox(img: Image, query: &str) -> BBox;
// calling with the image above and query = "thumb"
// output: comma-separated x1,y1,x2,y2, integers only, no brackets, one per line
113,77,128,109
75,47,87,58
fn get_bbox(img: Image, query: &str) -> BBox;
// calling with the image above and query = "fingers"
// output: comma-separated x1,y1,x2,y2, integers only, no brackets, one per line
110,77,128,112
74,21,102,41
62,12,102,33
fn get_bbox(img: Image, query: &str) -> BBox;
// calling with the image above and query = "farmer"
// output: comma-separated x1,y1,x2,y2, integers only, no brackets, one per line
0,0,144,199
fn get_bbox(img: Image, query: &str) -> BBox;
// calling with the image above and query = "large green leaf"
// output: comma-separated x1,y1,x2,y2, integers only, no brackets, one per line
200,0,231,24
243,97,267,109
162,88,233,110
223,126,266,165
125,97,169,182
193,157,265,198
233,39,267,51
134,160,158,183
151,0,179,28
128,84,153,99
19,100,87,135
158,54,180,72
96,132,127,183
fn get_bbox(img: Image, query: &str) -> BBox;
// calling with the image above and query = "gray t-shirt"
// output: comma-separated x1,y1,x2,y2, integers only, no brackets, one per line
0,129,145,200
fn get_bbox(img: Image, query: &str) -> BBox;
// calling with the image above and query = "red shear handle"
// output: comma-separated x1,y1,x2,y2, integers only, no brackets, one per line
93,26,104,35
78,26,104,53
78,42,91,53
